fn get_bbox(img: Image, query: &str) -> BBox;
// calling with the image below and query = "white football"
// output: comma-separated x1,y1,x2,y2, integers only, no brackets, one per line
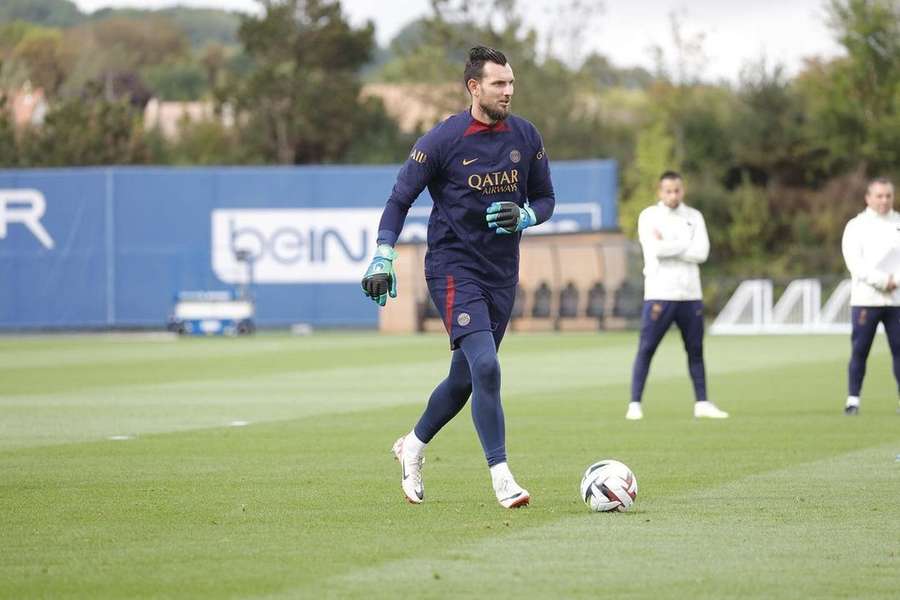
580,459,638,512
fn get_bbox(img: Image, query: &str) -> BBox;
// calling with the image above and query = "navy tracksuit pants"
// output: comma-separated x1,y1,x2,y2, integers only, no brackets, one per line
631,300,707,403
848,306,900,396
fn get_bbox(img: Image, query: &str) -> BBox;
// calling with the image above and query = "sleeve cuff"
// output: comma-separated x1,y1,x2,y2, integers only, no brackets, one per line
377,229,399,247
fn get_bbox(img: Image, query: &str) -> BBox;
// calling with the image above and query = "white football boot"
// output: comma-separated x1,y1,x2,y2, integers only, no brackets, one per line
494,476,530,508
491,464,530,508
392,436,424,504
693,401,729,419
625,402,644,420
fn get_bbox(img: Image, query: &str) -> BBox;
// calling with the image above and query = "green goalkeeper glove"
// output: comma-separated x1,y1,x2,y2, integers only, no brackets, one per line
361,244,398,306
485,201,537,234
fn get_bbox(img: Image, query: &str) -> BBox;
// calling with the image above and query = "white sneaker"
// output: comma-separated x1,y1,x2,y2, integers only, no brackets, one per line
493,476,530,508
626,402,644,420
392,436,424,504
694,401,729,419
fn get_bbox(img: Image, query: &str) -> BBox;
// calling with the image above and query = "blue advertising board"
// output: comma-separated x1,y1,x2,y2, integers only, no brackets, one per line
0,160,617,329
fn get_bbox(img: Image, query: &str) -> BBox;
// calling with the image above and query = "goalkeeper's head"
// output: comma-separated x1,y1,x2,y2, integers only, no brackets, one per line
464,45,513,124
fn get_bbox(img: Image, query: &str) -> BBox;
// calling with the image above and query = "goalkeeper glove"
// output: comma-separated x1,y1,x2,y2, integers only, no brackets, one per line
485,201,537,234
361,244,398,306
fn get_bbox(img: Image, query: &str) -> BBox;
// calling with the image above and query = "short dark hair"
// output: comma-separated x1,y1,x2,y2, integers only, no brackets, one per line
463,46,508,90
867,176,894,192
659,170,683,183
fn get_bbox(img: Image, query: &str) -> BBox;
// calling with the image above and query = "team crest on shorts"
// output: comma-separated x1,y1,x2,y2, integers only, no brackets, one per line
457,312,471,326
650,303,663,320
509,149,521,163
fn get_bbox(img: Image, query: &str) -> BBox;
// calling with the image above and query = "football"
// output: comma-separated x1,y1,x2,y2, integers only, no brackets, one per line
580,459,638,512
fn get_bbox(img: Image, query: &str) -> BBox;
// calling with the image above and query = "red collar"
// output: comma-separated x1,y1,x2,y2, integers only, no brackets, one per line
463,116,511,136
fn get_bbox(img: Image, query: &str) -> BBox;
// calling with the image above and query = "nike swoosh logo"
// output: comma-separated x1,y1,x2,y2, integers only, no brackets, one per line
401,462,423,499
501,492,523,502
462,158,478,165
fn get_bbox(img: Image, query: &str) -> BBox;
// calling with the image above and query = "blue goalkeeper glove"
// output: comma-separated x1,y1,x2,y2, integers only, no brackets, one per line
485,201,537,234
361,244,398,306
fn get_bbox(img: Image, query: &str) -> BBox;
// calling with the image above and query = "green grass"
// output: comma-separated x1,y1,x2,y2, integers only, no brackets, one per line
1,331,898,599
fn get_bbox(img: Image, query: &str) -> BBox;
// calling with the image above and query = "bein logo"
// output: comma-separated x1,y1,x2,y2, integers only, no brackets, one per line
211,209,381,284
0,189,55,249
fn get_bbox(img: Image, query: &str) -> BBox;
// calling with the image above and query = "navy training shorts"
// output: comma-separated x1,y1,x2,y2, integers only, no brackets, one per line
426,276,516,350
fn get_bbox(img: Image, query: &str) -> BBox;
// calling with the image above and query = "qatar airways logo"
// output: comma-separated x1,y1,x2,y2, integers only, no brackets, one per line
211,209,380,284
468,169,519,195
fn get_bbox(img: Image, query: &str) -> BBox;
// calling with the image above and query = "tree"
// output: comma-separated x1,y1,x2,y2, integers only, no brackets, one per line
796,0,900,175
372,0,634,162
730,61,820,187
52,16,190,104
199,43,229,90
0,21,41,56
88,16,190,70
377,26,460,87
725,173,771,268
649,12,709,86
17,82,149,166
11,28,66,95
164,118,245,165
0,92,20,167
579,53,653,90
619,117,678,235
342,96,418,164
1,22,64,92
658,83,734,178
143,62,209,101
156,8,242,49
0,0,83,29
227,0,378,164
86,7,242,49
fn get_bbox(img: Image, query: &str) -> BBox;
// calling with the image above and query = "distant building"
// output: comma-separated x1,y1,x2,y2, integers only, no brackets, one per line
8,83,48,128
143,84,464,140
360,83,464,133
143,98,234,140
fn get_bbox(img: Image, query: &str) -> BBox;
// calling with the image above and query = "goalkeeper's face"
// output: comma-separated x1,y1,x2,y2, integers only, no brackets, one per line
470,62,514,123
866,182,894,215
658,177,684,209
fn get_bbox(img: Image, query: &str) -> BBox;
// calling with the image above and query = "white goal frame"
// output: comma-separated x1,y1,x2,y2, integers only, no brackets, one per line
710,278,852,335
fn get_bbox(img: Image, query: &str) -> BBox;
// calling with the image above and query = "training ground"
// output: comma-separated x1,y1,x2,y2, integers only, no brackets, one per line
2,331,898,598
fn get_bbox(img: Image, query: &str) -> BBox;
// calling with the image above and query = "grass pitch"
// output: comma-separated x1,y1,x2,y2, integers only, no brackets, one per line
1,331,898,599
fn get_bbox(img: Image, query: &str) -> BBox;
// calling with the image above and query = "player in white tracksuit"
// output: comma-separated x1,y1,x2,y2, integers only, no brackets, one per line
840,177,900,415
625,171,729,420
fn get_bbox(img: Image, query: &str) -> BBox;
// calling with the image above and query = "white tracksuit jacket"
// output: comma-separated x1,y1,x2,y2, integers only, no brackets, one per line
841,207,900,307
637,201,710,301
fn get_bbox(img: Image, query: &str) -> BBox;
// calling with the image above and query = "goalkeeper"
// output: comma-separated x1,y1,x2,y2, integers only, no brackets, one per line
361,46,555,509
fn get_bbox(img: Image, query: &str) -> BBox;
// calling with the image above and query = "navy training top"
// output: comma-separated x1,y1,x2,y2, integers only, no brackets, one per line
377,109,555,287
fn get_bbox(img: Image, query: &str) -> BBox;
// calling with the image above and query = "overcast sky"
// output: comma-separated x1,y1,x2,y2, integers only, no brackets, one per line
71,0,844,83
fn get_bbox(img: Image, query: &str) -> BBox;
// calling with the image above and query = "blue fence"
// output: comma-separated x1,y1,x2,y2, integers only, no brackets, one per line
0,160,617,329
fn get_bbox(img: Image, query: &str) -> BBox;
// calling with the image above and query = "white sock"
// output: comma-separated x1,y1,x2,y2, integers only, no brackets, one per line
490,462,512,486
403,431,427,456
846,396,860,407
